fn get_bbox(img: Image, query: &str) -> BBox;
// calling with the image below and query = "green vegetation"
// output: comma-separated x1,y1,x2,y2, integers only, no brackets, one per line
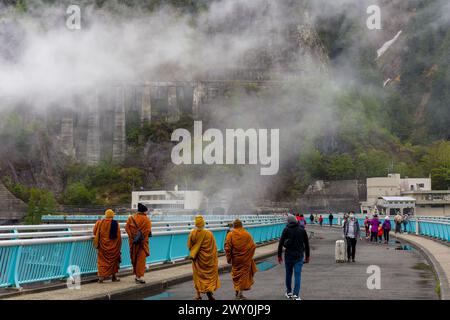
25,188,56,224
61,162,145,205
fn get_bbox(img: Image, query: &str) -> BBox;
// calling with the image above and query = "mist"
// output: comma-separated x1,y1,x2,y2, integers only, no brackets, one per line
2,0,444,211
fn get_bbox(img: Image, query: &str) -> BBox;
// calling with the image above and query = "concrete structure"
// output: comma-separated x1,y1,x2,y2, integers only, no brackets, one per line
361,173,431,214
296,180,366,213
112,86,126,163
131,189,204,211
0,182,27,225
375,196,416,216
402,190,450,216
4,226,440,300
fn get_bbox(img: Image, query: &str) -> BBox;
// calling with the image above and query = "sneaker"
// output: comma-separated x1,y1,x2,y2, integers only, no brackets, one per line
292,295,302,300
285,292,293,299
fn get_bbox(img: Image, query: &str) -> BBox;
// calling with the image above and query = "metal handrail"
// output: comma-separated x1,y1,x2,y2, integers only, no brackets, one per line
0,217,284,232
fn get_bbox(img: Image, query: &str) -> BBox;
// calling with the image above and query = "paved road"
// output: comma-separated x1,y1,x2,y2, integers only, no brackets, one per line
126,226,439,300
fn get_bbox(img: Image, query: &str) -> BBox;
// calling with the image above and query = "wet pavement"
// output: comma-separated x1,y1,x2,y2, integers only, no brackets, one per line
127,226,439,300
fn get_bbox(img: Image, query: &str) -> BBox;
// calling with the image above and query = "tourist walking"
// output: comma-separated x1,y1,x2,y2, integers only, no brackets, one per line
377,223,383,243
278,214,310,300
370,215,381,242
93,209,122,283
319,215,323,227
364,215,370,238
224,219,257,300
125,203,152,284
394,212,403,234
328,213,334,227
402,213,410,233
382,216,391,243
309,213,315,224
188,215,220,300
297,214,307,229
343,212,360,262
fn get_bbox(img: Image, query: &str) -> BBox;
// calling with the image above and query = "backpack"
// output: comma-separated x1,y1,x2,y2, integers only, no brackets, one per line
384,220,391,230
131,216,144,245
299,219,306,229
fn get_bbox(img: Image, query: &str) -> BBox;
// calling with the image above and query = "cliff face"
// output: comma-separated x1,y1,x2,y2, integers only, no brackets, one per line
373,0,450,141
0,0,330,198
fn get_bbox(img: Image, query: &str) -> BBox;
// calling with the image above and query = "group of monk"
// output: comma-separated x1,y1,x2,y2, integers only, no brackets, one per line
93,206,258,300
93,203,152,284
188,215,257,300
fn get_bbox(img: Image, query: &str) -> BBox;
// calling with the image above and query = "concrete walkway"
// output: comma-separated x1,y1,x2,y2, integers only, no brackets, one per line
3,226,444,300
3,241,279,300
123,226,439,300
394,233,450,300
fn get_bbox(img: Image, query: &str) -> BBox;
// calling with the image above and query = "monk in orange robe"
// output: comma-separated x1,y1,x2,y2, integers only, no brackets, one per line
188,215,220,300
125,203,152,284
225,219,257,299
93,209,122,283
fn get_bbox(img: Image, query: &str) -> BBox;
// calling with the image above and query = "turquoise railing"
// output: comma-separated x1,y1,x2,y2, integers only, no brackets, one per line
0,219,285,288
417,220,450,242
330,217,448,241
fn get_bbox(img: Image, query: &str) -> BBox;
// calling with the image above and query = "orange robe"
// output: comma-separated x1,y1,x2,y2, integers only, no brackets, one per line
93,218,122,277
125,213,152,278
187,229,220,293
224,227,257,291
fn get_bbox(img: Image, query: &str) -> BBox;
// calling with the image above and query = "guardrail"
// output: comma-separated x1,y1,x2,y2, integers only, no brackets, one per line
325,217,448,242
0,217,285,288
41,214,285,223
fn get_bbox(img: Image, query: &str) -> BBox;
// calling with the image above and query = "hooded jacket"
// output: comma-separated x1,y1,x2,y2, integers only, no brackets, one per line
278,221,310,262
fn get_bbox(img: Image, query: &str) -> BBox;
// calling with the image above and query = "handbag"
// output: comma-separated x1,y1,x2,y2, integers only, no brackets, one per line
131,216,144,245
93,220,103,249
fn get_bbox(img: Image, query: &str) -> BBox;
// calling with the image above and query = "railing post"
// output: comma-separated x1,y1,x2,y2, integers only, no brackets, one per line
167,234,174,262
415,220,419,235
12,246,23,289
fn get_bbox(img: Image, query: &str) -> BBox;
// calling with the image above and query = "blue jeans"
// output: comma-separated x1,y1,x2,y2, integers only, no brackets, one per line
285,258,304,296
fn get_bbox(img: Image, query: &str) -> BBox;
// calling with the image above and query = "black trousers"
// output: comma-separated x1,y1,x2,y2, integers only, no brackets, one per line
346,237,357,260
384,229,390,242
370,231,378,242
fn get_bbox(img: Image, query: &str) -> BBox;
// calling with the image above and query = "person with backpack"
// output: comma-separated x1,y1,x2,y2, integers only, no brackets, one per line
298,214,307,229
369,214,381,243
93,209,122,283
125,203,152,284
402,213,410,233
318,215,323,227
328,213,334,227
394,212,403,234
342,212,360,262
278,214,310,300
382,216,391,244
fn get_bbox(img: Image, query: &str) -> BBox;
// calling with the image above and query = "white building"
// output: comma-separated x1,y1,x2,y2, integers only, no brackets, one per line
375,196,416,216
361,173,431,215
131,189,204,212
402,190,450,216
